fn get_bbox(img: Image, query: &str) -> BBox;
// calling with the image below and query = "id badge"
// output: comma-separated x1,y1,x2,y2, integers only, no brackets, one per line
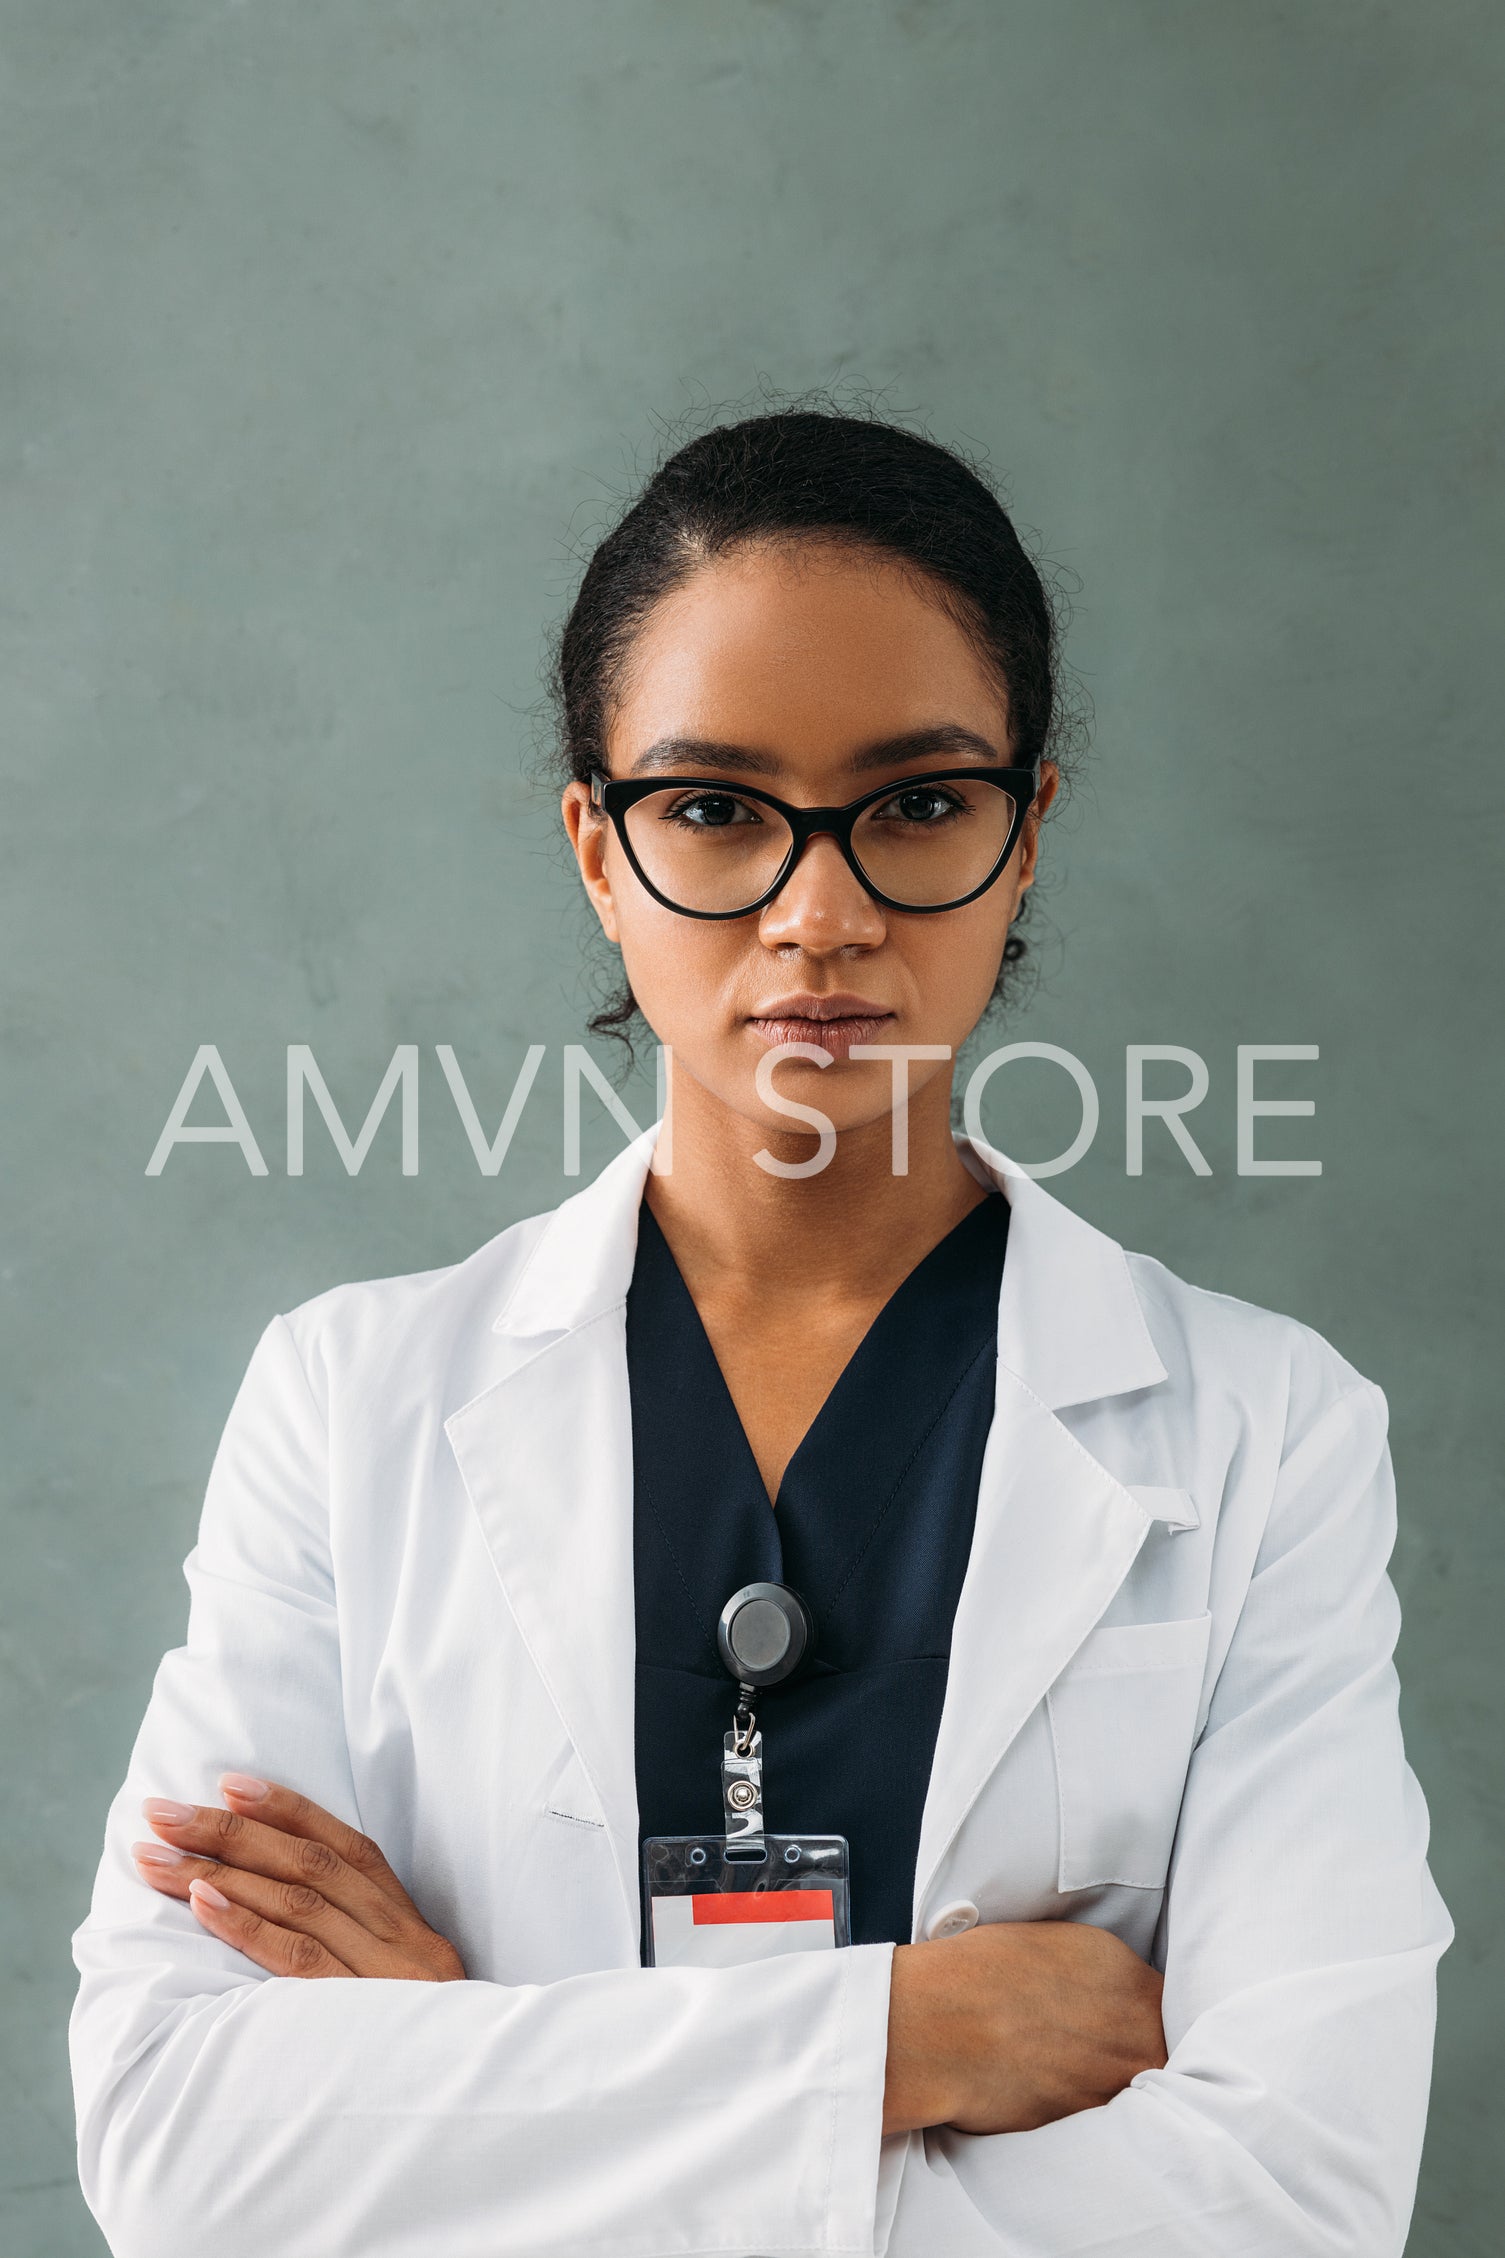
642,1832,852,1967
643,1584,850,1968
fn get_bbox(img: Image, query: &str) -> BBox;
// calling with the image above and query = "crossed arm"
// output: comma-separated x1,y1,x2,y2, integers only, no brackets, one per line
72,1312,1450,2257
130,1772,1169,2137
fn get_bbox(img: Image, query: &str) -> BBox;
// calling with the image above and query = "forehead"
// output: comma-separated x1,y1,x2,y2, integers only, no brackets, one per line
606,540,1010,766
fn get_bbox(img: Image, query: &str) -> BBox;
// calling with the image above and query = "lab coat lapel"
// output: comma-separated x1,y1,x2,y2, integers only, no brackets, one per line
445,1122,1179,1940
911,1366,1155,1910
913,1138,1173,1916
444,1129,661,1939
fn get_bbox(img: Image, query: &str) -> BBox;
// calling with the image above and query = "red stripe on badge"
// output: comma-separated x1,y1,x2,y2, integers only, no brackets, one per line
692,1889,835,1926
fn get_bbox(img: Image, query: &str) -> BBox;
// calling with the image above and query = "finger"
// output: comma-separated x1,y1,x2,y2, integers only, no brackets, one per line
200,1857,390,1975
140,1797,408,1938
134,1839,377,1967
217,1775,410,1901
186,1875,351,1979
134,1842,460,1981
131,1838,373,1954
131,1839,218,1902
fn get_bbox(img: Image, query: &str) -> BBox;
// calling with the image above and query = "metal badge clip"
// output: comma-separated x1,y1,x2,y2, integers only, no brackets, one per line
722,1684,765,1851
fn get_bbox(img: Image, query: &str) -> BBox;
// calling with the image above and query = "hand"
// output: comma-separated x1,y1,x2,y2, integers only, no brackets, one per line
131,1773,467,1982
883,1918,1166,2136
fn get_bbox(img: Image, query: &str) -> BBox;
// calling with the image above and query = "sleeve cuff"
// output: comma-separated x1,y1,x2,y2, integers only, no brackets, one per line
823,1940,898,2253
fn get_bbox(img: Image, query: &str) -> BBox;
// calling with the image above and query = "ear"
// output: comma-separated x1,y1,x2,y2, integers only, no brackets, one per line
562,781,622,944
1013,760,1059,897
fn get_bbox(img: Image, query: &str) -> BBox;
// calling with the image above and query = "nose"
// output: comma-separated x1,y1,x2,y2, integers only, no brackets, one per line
756,831,887,955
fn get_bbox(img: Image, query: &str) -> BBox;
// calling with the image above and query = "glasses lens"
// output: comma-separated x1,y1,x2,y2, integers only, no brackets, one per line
621,785,795,914
851,776,1018,906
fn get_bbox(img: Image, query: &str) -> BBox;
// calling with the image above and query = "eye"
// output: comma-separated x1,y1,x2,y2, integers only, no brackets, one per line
870,783,967,825
661,789,763,829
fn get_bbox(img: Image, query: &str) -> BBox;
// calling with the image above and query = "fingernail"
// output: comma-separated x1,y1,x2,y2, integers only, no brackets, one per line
219,1772,270,1802
132,1840,188,1867
190,1878,230,1910
143,1798,195,1826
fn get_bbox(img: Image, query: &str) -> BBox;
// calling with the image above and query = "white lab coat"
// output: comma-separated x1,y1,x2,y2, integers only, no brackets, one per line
69,1125,1451,2258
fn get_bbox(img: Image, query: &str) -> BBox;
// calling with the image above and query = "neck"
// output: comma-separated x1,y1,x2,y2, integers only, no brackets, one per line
643,1065,990,1311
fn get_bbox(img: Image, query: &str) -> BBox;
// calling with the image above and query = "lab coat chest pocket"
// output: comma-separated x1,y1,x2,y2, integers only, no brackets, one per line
1047,1611,1213,1892
538,1741,609,1832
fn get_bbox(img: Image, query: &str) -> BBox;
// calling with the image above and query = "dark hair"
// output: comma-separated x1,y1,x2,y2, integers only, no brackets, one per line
547,398,1086,1048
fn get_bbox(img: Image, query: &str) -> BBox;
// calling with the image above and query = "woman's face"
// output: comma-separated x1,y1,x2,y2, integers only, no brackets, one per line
563,537,1058,1147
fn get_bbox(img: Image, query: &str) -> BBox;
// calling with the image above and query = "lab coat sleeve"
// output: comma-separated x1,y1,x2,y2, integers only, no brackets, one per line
878,1362,1452,2258
69,1314,895,2258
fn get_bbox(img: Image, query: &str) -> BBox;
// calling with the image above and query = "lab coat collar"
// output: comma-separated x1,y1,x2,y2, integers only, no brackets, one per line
455,1121,1182,1946
492,1120,1168,1415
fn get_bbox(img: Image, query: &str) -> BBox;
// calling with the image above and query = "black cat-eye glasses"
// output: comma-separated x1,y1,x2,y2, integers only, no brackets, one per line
588,764,1038,920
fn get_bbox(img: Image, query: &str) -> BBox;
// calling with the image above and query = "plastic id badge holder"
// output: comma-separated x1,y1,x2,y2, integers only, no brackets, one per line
643,1733,852,1967
642,1583,852,1969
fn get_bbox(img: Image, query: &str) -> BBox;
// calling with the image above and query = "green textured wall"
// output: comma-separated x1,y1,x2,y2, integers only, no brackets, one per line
5,4,1499,2249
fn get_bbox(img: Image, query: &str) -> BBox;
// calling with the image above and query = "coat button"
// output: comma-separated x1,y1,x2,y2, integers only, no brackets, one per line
925,1899,980,1941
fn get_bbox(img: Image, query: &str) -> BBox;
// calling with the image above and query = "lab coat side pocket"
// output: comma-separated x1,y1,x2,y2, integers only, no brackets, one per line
1046,1612,1213,1893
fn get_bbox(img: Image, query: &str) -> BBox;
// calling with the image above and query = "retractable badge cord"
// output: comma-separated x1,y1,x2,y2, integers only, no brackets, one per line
717,1581,810,1853
641,1582,853,1967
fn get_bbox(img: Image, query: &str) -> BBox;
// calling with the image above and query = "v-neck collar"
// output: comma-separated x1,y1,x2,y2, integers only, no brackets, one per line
626,1191,1009,1674
493,1122,1168,1413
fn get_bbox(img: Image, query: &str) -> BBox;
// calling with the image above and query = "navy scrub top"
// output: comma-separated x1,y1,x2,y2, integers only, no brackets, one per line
625,1188,1010,1949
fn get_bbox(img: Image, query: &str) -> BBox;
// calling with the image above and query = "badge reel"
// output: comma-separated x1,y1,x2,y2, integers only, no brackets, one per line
642,1583,852,1967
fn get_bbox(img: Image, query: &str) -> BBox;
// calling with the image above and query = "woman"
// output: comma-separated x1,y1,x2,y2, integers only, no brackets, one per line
70,410,1450,2257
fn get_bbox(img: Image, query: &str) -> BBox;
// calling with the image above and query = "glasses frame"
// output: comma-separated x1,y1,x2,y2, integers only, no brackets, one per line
588,763,1039,920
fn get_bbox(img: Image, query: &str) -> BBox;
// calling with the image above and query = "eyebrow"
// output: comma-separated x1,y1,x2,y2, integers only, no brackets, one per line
626,723,1006,778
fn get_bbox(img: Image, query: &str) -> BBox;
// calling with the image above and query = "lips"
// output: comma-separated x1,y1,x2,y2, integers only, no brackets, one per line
746,993,896,1063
